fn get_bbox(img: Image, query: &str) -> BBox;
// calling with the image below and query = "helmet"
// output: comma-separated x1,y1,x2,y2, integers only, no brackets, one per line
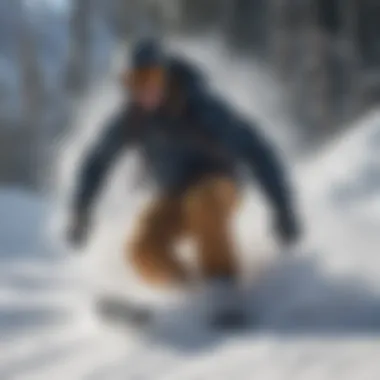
123,38,167,93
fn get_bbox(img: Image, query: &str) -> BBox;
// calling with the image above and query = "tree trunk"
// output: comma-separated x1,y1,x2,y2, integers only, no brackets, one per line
66,0,92,95
339,0,361,119
293,0,333,135
270,0,292,79
16,0,45,190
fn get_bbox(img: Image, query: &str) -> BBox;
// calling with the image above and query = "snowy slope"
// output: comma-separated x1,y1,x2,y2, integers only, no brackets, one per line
1,39,380,379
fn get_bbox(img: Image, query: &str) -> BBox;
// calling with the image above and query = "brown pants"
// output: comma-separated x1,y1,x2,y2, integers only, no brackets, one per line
127,176,239,287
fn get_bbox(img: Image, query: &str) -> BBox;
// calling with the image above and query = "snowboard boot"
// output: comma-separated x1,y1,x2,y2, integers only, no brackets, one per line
200,277,251,330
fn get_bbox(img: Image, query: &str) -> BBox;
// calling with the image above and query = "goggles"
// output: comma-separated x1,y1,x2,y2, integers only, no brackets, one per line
123,67,166,93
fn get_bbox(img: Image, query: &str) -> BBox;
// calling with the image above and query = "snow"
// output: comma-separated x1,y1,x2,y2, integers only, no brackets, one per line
1,38,380,379
0,188,47,260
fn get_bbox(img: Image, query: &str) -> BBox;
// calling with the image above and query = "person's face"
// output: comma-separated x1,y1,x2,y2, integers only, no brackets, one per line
125,67,166,112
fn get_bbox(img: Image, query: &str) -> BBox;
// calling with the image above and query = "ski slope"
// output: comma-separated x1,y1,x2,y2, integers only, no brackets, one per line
1,38,380,379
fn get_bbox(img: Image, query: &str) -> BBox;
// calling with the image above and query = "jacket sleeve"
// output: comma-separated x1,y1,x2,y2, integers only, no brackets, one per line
228,119,294,220
72,109,131,217
193,95,295,220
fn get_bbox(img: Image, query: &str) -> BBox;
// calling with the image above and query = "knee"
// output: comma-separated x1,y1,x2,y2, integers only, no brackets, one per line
128,231,156,266
213,178,239,212
128,235,159,281
127,233,186,287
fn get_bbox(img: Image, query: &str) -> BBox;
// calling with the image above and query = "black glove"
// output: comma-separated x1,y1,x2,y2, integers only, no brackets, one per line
275,210,300,246
67,211,91,249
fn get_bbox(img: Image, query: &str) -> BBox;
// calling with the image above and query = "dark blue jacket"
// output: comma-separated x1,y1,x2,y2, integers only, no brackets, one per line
72,58,296,233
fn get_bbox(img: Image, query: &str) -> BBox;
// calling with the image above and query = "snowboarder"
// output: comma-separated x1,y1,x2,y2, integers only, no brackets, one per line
67,38,300,327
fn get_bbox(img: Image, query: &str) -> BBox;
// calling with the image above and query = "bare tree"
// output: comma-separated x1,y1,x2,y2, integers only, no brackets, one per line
339,0,361,119
102,0,142,40
270,0,293,79
13,0,45,189
66,0,93,95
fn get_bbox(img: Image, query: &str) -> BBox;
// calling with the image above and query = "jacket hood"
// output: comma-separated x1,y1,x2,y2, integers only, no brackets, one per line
168,56,207,95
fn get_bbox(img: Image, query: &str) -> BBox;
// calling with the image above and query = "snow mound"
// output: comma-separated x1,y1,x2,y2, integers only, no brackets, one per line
296,109,380,284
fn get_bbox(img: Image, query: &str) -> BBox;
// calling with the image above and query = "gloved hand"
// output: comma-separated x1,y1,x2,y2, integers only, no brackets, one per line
66,211,91,249
275,210,301,247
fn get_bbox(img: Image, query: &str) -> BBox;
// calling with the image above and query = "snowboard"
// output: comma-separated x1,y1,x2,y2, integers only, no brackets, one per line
94,295,256,333
95,296,154,329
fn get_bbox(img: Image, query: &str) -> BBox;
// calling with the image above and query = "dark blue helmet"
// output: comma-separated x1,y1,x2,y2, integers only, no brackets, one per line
131,38,165,69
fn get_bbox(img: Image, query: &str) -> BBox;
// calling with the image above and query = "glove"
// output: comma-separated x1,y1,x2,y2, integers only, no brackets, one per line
275,210,300,247
66,211,91,249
